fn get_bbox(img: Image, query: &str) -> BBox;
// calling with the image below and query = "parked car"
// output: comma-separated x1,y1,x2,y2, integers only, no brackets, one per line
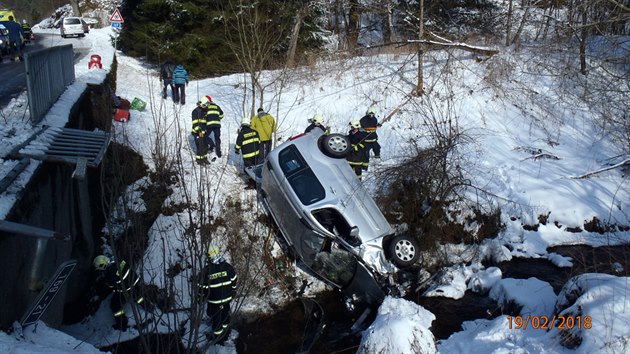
259,129,420,306
0,23,9,58
60,17,85,38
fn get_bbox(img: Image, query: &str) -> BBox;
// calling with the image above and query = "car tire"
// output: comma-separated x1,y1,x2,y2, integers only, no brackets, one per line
388,235,420,268
320,133,351,158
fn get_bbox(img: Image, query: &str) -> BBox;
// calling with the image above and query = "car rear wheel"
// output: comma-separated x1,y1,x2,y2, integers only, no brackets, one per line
320,133,351,158
388,235,419,268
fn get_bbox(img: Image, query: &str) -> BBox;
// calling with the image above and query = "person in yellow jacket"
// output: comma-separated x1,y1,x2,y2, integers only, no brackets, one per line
250,108,277,159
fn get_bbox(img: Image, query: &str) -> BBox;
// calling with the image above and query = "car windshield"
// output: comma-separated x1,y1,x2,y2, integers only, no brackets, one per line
278,145,325,205
65,18,81,25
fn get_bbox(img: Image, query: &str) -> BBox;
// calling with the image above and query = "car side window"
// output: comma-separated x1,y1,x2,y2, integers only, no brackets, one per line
278,145,325,205
312,208,351,236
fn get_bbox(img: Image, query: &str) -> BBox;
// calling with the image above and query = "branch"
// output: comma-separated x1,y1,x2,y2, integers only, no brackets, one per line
571,159,630,179
407,37,500,56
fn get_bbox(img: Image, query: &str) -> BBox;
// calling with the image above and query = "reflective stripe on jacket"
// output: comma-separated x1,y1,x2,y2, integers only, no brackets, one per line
198,261,238,304
104,260,140,293
191,106,207,134
346,129,368,165
205,103,224,126
235,126,261,159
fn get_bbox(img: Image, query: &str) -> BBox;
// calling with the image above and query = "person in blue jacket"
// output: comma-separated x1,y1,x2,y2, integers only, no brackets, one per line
172,64,189,105
0,16,24,61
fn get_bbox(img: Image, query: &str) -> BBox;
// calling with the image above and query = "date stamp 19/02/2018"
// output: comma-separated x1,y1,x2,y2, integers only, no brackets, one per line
507,315,592,330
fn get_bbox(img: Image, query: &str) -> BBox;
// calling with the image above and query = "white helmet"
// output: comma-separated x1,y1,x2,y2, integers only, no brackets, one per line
198,95,211,106
350,120,361,129
241,116,251,126
93,255,110,270
366,106,377,116
207,244,223,263
311,113,323,125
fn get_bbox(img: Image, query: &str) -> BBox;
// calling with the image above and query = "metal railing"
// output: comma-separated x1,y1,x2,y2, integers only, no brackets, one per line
24,44,75,124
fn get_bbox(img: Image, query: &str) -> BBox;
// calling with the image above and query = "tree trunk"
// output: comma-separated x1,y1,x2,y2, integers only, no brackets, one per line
416,0,425,96
579,3,588,75
287,3,309,68
347,0,360,51
506,0,513,46
511,0,531,46
383,0,395,43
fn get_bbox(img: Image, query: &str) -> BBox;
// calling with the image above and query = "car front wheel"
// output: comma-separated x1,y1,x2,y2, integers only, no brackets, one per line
388,235,420,268
320,133,351,158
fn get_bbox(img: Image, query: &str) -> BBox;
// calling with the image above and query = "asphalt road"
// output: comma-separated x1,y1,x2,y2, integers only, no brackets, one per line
0,31,91,107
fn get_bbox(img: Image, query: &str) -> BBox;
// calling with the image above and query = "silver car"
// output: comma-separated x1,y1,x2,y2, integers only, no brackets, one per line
259,130,420,305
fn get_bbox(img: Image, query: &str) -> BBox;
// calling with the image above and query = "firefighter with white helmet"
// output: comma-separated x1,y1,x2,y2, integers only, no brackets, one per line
197,245,238,344
192,96,211,164
235,116,262,188
305,113,328,134
92,255,145,331
204,96,225,158
360,105,381,163
346,120,369,179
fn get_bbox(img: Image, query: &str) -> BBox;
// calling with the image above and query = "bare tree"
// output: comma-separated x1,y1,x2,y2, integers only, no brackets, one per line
287,1,311,68
222,0,289,116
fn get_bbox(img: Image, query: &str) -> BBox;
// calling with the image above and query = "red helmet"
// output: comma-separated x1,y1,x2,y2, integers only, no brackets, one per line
199,96,211,106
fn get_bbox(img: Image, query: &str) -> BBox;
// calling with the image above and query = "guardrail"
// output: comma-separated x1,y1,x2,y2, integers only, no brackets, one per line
24,44,75,124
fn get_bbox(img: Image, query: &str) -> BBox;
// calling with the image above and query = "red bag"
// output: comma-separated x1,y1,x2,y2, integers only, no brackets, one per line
119,99,131,110
114,108,130,122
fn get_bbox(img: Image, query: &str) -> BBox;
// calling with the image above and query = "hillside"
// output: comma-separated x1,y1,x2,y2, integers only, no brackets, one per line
0,1,629,353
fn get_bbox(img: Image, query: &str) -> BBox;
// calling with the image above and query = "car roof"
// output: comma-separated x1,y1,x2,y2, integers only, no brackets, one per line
270,131,394,242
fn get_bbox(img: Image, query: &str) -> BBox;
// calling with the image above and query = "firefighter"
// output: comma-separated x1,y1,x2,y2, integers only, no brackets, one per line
346,120,368,179
192,97,211,165
204,97,225,158
359,106,381,162
197,245,238,344
21,20,32,44
235,117,262,188
304,113,328,134
93,255,145,331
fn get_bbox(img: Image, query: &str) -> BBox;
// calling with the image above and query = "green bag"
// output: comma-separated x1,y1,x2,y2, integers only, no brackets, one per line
130,97,147,111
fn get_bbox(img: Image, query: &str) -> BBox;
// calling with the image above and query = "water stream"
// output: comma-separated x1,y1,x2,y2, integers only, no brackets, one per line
236,244,630,353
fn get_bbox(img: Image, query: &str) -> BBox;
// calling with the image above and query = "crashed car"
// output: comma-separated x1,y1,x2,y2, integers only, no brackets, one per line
259,129,420,306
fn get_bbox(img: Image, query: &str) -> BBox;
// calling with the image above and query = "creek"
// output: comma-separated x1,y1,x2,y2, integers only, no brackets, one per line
236,244,630,353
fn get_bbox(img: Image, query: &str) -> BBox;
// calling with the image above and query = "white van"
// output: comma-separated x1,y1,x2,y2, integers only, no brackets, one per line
60,17,85,38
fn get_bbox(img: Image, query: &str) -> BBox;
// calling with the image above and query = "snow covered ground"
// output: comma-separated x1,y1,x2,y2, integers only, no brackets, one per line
1,21,629,354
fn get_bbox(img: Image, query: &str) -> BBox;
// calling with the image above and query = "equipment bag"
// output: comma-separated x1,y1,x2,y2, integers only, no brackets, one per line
114,108,131,122
130,97,147,112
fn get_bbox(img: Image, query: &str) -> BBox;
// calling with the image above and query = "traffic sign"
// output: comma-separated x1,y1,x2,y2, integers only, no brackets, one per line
109,8,124,23
21,260,77,327
111,22,122,28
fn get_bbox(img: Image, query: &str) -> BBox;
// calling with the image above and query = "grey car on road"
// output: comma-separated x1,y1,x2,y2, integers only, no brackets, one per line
259,130,420,305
